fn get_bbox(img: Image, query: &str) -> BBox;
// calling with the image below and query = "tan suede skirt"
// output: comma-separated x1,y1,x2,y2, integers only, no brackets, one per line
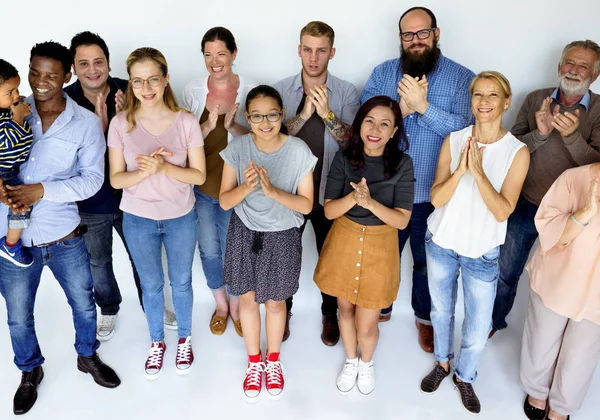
314,216,400,309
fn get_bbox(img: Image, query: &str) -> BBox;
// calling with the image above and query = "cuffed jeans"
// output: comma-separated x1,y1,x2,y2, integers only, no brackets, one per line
381,202,434,322
123,210,198,341
0,236,100,371
193,189,234,294
80,211,143,315
492,197,539,330
426,232,498,383
286,207,337,315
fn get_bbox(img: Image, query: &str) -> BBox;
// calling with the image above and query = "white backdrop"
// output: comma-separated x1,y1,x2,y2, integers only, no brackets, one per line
3,0,600,128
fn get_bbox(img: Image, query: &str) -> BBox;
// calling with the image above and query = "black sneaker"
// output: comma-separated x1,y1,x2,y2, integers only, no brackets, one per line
452,374,481,415
420,363,450,394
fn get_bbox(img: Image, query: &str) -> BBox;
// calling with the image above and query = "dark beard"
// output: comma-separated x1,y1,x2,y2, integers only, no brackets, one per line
401,43,441,77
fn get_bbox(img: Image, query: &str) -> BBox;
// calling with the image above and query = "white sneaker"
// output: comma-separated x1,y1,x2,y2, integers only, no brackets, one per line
336,358,359,394
357,359,375,395
164,308,177,330
96,314,117,341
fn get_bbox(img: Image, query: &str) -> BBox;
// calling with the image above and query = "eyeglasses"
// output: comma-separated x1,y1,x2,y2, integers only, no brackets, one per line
130,75,164,89
400,28,436,42
247,112,283,124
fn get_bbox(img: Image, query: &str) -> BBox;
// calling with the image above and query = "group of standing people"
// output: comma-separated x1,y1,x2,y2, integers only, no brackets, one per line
0,6,598,420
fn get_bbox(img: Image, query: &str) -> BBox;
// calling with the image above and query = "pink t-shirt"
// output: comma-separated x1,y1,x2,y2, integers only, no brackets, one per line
107,111,204,220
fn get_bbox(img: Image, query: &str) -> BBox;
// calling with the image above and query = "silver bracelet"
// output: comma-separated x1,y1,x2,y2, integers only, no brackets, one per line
571,213,589,227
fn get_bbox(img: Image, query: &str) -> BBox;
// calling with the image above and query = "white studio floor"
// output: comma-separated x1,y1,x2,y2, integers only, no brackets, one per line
0,224,598,420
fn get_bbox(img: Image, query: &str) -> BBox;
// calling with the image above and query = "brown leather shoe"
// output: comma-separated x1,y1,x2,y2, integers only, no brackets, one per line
379,313,392,322
282,311,292,342
488,327,498,340
321,314,340,346
210,310,227,335
416,320,434,353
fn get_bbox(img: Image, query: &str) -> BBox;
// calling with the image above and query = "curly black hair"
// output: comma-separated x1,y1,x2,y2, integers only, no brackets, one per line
30,41,72,74
0,59,19,85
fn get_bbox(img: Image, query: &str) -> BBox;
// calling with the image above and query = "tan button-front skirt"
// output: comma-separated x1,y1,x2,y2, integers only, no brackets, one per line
314,216,400,310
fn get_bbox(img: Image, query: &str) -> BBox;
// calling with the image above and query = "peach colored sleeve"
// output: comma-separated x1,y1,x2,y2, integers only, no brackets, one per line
534,171,573,252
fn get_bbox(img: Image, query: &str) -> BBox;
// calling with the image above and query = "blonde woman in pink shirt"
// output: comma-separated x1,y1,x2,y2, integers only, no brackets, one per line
107,48,206,380
521,162,600,420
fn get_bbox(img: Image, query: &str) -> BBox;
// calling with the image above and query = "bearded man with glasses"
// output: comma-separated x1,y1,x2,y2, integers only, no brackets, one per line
490,40,600,341
361,6,474,354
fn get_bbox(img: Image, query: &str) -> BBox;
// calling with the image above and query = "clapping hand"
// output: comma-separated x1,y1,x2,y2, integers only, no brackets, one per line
467,137,486,180
350,177,373,209
397,75,429,115
224,103,240,131
256,164,278,199
307,84,331,119
136,146,173,176
242,161,260,192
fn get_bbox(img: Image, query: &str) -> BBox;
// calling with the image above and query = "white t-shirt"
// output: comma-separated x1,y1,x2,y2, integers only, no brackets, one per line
427,126,526,258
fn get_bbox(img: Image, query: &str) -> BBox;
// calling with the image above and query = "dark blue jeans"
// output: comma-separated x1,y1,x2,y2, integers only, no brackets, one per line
0,236,100,371
381,202,435,323
1,168,32,229
80,211,143,315
492,197,539,330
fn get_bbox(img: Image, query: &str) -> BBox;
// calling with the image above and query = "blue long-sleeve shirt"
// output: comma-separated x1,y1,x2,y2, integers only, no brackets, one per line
361,55,475,203
0,93,105,245
0,109,33,172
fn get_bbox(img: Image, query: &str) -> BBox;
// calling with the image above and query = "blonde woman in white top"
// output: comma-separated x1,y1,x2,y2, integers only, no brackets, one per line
419,71,530,415
182,27,255,337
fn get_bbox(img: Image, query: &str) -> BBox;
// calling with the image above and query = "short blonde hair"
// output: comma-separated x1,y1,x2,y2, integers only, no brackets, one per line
469,71,512,98
300,21,335,47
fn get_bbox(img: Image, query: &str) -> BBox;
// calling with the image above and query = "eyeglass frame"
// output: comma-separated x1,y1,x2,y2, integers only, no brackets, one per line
246,111,284,124
130,75,165,89
399,27,437,42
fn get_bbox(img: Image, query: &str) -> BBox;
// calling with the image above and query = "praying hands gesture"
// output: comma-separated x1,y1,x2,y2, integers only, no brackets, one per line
453,137,486,181
398,75,429,115
256,164,278,199
307,84,331,119
242,161,259,192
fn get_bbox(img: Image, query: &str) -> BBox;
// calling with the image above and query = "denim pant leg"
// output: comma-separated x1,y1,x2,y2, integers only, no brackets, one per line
123,213,166,342
426,237,460,364
113,211,144,308
194,189,232,292
454,247,500,383
46,236,101,357
492,198,539,330
162,210,198,338
3,174,32,229
0,249,45,371
80,212,122,315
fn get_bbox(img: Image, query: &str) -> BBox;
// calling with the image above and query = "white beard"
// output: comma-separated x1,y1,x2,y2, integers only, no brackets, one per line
559,73,592,97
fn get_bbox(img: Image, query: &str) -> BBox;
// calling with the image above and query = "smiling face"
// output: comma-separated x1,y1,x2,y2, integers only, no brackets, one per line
360,105,398,156
471,78,510,123
246,95,284,141
558,46,599,97
28,56,71,103
298,35,335,79
129,59,169,107
203,40,236,80
0,76,21,109
73,44,110,92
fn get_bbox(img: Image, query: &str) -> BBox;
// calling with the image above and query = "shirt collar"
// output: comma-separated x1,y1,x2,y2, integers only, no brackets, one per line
551,87,590,110
292,70,333,93
26,92,80,123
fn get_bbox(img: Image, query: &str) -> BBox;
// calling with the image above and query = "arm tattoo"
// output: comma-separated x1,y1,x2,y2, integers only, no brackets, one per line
324,115,352,148
285,115,307,136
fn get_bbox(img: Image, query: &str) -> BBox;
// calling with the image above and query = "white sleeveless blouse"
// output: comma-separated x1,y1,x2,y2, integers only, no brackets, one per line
427,125,526,258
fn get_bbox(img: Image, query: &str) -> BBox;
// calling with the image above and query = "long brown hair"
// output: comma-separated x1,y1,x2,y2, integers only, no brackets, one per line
123,47,187,132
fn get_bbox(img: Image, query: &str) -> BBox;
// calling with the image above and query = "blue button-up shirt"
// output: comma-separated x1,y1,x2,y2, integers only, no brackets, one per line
0,93,105,245
361,55,475,203
550,88,590,110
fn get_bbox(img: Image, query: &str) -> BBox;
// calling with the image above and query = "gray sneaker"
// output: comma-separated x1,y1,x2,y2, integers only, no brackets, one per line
96,314,117,341
453,374,481,415
163,308,178,330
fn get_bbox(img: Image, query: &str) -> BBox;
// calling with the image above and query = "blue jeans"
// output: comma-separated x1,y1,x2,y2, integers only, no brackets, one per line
426,232,499,383
0,236,100,371
1,169,32,229
492,197,539,330
80,211,143,315
381,202,435,322
123,210,198,341
193,189,232,292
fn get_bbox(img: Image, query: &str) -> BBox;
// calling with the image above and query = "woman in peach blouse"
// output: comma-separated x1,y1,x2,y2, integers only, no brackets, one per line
520,163,600,420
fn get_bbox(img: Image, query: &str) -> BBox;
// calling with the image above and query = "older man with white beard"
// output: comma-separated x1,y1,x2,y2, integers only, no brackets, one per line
490,40,600,337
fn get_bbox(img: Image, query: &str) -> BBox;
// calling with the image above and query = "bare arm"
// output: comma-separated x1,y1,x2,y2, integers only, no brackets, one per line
323,116,352,147
285,114,308,136
323,194,356,220
219,162,254,210
430,136,467,208
161,146,206,185
108,147,148,189
369,202,412,230
259,166,314,215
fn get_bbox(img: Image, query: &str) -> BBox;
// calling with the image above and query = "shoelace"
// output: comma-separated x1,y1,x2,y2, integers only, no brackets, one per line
147,343,165,367
244,362,265,388
340,362,358,379
424,366,447,386
176,340,192,363
456,381,477,401
265,361,284,386
358,363,373,380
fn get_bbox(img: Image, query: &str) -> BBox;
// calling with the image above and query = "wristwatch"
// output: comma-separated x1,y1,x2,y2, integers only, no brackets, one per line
323,110,335,123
